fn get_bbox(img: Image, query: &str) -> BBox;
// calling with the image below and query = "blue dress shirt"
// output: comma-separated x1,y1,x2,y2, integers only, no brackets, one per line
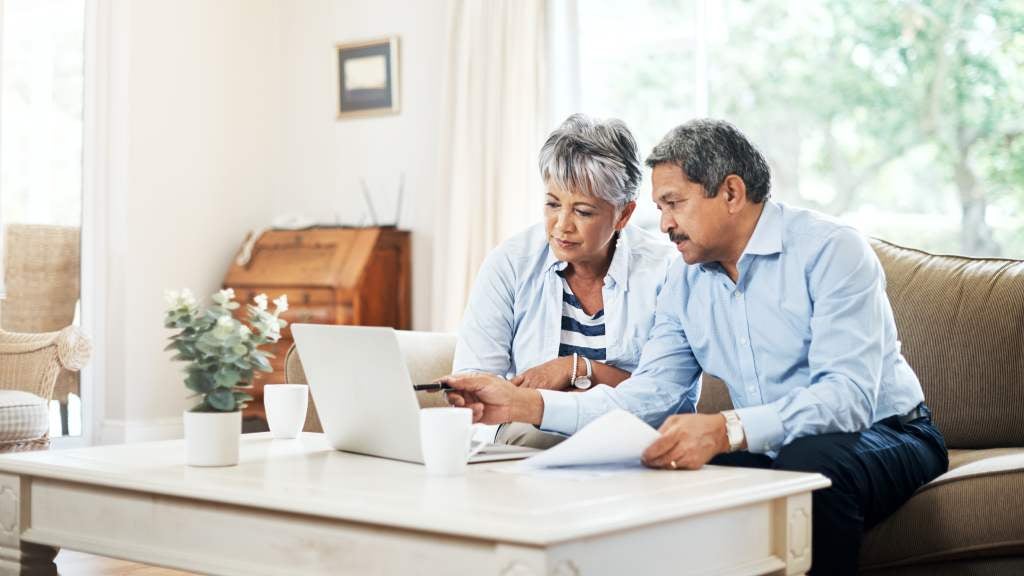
453,223,676,377
539,201,925,456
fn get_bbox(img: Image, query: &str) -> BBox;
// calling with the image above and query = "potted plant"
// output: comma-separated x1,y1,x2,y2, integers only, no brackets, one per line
164,288,288,466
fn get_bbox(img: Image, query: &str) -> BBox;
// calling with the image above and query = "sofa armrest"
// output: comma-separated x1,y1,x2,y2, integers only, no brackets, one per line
0,326,92,399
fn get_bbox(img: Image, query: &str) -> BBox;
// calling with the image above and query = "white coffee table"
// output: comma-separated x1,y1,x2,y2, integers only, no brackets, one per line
0,433,828,575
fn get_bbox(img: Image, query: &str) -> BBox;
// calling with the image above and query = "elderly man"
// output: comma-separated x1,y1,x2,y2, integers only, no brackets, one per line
442,119,949,575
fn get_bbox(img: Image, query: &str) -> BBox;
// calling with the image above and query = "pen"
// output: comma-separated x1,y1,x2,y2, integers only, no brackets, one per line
412,383,453,392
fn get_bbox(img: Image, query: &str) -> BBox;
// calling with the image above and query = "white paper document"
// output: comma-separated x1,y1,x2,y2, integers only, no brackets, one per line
517,409,660,469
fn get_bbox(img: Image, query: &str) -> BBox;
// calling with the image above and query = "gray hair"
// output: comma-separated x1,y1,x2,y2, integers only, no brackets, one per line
538,114,641,207
645,119,771,203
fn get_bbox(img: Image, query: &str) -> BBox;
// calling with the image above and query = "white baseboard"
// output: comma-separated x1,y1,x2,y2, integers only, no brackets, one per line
99,417,182,445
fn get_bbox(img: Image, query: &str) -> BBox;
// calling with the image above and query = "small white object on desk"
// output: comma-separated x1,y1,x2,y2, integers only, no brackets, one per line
263,384,309,439
419,407,485,475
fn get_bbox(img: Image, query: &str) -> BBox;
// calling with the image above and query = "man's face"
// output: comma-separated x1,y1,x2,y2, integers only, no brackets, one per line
651,164,732,265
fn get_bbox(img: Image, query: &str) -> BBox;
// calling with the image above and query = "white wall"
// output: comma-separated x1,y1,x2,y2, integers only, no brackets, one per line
91,0,283,442
274,0,446,332
89,0,446,442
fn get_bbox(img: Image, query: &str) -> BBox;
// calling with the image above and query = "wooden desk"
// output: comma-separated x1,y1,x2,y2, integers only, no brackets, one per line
224,227,411,423
0,434,828,575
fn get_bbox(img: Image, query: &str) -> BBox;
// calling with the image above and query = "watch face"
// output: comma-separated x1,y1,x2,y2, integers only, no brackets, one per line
574,377,592,390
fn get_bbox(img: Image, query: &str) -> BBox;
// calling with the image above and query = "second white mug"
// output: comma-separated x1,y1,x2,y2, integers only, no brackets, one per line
263,384,309,439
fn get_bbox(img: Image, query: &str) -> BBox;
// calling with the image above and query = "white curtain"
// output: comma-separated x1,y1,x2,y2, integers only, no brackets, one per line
432,0,550,331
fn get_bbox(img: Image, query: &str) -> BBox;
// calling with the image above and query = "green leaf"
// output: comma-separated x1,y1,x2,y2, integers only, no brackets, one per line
185,372,214,394
233,392,254,402
207,389,236,412
214,369,240,389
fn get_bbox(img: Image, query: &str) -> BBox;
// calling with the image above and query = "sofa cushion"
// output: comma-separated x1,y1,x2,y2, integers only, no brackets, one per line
859,447,1024,570
285,330,457,433
0,390,50,442
871,239,1024,449
696,375,733,414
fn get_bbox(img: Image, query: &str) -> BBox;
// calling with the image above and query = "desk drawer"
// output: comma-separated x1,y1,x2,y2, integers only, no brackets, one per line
231,287,334,308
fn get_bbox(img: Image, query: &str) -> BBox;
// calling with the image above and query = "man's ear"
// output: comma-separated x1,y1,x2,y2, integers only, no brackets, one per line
720,175,748,214
615,201,637,230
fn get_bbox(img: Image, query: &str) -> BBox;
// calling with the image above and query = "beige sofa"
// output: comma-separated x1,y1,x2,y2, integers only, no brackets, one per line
286,238,1024,573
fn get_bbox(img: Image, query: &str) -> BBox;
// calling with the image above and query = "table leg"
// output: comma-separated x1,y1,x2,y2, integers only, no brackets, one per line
774,492,813,575
0,474,58,576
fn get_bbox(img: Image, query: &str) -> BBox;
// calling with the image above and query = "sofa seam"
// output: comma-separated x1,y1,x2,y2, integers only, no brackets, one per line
862,539,1024,570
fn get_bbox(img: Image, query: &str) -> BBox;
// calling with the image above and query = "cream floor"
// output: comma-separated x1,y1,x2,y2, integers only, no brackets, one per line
56,550,194,575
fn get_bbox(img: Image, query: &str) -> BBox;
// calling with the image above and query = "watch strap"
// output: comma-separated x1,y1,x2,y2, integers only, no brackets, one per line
722,410,744,453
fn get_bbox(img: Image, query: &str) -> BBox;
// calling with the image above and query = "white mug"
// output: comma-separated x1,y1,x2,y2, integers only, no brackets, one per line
263,384,309,439
419,407,486,475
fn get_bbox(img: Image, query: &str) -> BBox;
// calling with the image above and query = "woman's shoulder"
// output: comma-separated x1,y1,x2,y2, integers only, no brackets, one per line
488,223,551,264
476,223,552,283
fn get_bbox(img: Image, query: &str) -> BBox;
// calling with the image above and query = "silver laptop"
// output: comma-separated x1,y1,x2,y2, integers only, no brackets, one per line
291,324,538,464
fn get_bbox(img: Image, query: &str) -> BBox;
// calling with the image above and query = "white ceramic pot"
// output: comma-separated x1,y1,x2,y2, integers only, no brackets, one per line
183,410,241,467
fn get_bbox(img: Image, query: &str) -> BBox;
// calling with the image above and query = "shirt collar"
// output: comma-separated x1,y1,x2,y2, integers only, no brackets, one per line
544,229,631,290
698,201,783,273
742,200,783,257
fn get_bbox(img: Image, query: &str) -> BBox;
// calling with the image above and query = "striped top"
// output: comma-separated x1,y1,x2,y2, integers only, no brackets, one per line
557,273,606,361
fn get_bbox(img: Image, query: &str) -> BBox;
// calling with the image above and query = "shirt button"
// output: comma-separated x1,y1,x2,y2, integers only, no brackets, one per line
740,337,748,345
734,291,742,299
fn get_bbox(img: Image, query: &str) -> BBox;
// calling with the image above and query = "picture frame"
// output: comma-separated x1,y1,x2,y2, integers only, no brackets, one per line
336,36,400,119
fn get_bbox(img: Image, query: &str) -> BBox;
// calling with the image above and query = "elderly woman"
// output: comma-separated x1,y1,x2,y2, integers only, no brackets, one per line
453,114,676,448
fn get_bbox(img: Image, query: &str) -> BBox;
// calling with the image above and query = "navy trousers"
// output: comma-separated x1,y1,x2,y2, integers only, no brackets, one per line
710,405,948,576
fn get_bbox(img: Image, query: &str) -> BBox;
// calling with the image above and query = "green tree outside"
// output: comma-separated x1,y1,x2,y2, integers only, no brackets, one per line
584,0,1024,256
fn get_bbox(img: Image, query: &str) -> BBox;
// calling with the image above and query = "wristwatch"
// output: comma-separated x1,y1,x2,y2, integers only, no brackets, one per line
574,355,593,390
722,410,745,452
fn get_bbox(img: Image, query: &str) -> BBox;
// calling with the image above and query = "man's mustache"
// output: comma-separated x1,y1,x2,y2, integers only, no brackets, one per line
668,232,688,243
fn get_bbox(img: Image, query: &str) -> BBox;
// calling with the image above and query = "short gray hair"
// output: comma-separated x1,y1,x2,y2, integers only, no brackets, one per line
645,119,771,203
539,114,641,207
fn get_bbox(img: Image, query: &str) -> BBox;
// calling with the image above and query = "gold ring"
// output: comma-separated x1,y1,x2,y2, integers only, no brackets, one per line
669,460,678,470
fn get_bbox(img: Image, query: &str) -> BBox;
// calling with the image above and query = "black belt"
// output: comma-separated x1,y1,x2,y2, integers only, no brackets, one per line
897,402,931,425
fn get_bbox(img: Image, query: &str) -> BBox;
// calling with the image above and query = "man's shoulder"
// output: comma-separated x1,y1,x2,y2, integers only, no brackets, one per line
780,203,865,252
778,203,876,272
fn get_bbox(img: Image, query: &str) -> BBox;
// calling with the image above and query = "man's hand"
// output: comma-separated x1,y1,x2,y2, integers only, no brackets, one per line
510,356,573,390
642,413,729,470
437,373,544,425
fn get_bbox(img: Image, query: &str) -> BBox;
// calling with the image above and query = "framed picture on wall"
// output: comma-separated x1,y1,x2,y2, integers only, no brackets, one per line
336,36,400,119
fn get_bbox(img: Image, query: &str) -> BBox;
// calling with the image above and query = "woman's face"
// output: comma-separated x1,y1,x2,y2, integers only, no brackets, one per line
544,183,635,267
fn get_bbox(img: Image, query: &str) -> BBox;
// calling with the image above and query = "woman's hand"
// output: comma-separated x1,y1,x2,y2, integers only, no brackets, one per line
510,356,574,390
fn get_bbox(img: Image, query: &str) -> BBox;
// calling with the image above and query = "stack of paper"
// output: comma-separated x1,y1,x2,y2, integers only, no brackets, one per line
518,409,660,469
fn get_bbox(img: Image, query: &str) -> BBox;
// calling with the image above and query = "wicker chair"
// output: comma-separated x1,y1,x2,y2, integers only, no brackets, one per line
1,224,82,432
0,327,90,451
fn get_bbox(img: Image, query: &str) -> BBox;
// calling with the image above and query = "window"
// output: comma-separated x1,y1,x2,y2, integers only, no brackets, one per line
576,0,1024,257
1,0,86,437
